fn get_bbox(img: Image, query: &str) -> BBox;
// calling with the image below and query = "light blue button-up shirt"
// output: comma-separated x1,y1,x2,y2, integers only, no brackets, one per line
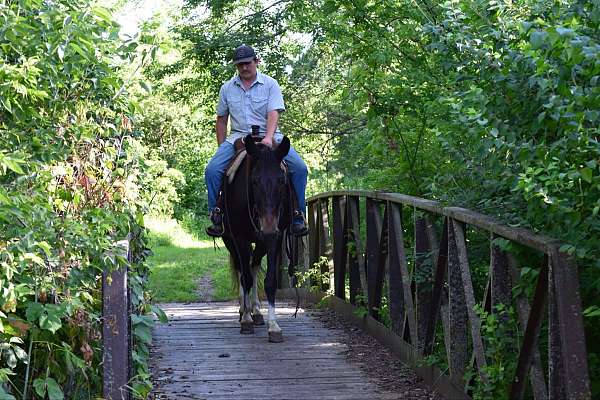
216,71,286,144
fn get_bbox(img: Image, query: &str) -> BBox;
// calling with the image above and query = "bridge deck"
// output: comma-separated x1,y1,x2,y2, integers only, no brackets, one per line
150,301,435,400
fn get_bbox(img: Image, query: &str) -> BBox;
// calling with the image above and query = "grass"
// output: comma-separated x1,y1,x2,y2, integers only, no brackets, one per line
145,215,235,303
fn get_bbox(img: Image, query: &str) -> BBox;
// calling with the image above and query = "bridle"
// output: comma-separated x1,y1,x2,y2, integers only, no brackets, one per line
246,147,290,237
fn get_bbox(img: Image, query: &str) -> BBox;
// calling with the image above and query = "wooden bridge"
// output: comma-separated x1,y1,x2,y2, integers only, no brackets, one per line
102,191,591,399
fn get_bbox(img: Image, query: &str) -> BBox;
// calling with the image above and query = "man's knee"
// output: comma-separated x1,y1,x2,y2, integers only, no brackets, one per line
205,160,221,182
287,151,308,179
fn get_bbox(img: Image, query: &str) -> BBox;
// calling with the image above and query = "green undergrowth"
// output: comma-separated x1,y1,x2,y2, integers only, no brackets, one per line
145,215,234,302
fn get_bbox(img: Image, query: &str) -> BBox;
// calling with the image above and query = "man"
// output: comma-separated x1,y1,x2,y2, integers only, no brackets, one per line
204,44,309,237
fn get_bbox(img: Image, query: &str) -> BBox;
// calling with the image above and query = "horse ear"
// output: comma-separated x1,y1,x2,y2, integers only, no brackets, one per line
245,134,259,158
274,136,290,162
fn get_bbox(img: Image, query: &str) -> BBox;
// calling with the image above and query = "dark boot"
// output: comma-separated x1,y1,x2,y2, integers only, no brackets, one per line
205,207,224,237
291,210,309,237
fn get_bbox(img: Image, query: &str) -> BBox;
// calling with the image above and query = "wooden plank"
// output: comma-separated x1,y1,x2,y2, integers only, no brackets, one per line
414,213,432,352
389,203,418,347
423,217,448,356
103,239,130,400
332,196,347,300
507,254,548,400
451,219,488,384
346,196,362,305
319,198,331,291
510,264,549,400
547,248,591,399
347,195,368,301
366,199,386,319
151,301,405,399
447,219,468,388
308,200,318,287
387,201,405,337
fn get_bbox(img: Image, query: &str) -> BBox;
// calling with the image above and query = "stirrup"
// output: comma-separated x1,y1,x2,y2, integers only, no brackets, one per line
206,208,224,237
291,211,308,237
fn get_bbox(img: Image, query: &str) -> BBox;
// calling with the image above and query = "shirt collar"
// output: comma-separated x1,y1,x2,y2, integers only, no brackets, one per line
234,71,264,87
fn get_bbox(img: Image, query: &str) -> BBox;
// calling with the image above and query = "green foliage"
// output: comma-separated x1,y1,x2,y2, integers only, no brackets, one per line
0,0,161,397
465,304,519,400
295,256,331,294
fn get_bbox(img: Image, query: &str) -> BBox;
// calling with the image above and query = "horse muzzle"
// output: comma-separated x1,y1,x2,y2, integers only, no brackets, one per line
259,213,280,236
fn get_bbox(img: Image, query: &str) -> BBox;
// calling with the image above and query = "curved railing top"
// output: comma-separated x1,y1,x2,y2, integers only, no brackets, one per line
308,190,561,254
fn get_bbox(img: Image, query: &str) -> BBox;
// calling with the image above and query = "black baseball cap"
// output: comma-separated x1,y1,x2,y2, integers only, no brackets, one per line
232,45,256,64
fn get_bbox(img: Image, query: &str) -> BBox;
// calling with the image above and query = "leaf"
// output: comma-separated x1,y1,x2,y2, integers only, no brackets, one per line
92,6,112,22
583,306,600,317
580,167,592,183
46,378,64,400
12,346,27,361
39,313,62,333
33,378,46,398
140,81,152,93
530,30,547,49
0,98,11,113
25,302,44,323
57,45,65,61
0,387,16,400
152,305,168,324
69,43,88,59
134,324,152,344
3,158,23,174
556,27,574,37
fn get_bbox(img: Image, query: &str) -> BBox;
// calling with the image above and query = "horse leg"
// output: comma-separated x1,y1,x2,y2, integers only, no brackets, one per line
224,237,254,333
250,243,266,325
265,235,284,343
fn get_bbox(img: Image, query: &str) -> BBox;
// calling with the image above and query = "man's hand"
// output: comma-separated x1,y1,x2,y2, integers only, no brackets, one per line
260,136,273,148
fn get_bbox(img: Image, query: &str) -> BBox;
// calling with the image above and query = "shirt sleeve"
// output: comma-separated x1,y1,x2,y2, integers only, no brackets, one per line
267,80,285,113
216,85,228,116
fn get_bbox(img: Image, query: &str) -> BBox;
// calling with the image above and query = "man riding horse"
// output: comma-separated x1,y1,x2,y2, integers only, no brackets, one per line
205,44,308,237
203,45,308,341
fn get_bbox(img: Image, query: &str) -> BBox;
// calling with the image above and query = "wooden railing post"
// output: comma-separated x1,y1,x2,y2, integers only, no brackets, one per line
332,196,347,300
103,239,131,400
447,219,468,388
346,196,365,305
548,248,590,399
366,199,386,319
414,212,433,351
318,198,331,291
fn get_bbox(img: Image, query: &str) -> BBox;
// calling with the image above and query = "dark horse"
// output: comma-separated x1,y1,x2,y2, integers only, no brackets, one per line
221,135,292,343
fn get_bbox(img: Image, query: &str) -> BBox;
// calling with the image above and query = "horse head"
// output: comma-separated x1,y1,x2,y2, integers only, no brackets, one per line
245,135,290,237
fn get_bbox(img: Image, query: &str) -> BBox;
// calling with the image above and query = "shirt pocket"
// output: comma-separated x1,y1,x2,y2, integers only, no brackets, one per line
250,95,268,115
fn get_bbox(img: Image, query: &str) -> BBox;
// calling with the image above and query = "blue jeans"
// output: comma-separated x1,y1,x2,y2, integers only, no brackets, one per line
205,136,308,216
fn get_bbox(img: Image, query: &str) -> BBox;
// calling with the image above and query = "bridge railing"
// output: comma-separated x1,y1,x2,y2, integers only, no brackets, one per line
289,190,590,399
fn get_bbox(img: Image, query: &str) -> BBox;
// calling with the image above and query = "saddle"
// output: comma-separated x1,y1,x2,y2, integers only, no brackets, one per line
225,136,288,184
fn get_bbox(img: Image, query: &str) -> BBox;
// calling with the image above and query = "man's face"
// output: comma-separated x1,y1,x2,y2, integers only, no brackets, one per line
236,59,258,80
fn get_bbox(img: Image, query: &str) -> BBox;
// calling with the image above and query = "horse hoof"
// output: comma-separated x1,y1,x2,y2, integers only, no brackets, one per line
240,322,254,334
268,331,284,343
252,314,265,325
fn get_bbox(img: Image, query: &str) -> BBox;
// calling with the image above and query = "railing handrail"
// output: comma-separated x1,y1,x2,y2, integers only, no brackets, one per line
308,190,561,253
